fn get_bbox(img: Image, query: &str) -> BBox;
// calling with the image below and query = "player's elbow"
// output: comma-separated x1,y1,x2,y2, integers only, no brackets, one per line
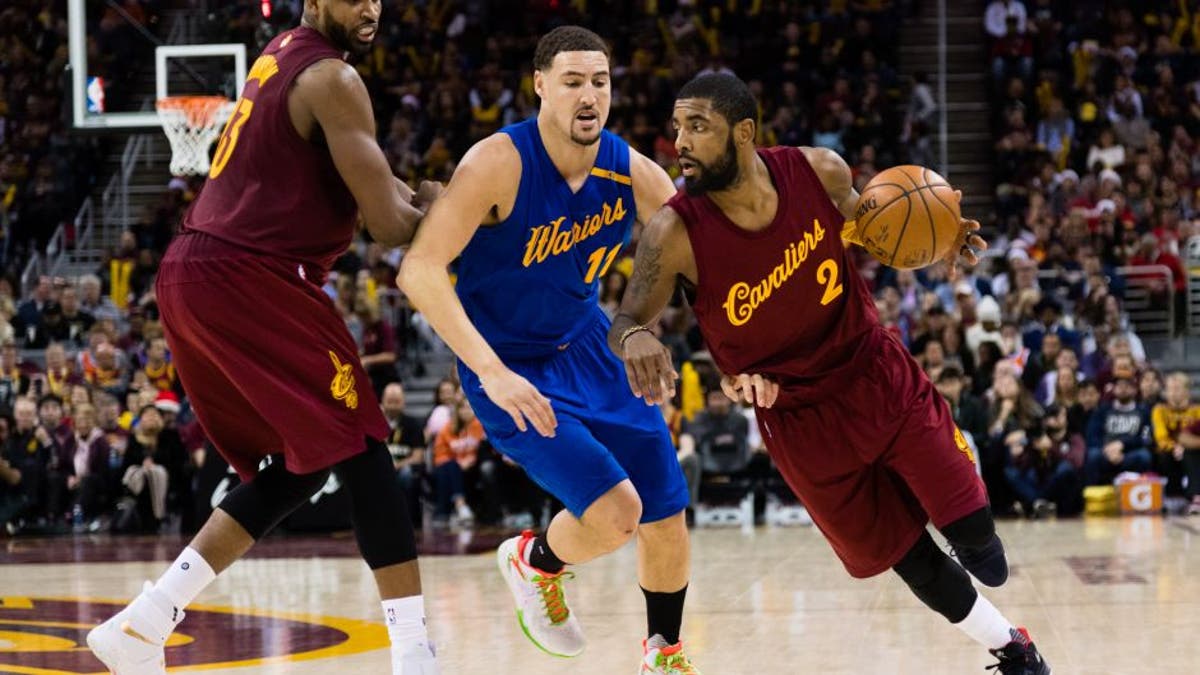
394,255,422,295
395,253,437,303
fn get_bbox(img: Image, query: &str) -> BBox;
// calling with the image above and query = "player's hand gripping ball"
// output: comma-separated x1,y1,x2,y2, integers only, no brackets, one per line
853,166,986,272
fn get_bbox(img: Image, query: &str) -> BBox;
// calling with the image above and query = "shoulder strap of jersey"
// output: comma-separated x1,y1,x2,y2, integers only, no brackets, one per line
593,130,631,183
500,118,539,171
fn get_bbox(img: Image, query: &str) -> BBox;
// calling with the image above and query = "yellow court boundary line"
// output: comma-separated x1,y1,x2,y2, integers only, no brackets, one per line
0,619,196,650
0,595,389,674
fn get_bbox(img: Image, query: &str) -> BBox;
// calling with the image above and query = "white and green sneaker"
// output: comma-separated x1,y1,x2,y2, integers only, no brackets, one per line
496,530,585,658
640,634,702,674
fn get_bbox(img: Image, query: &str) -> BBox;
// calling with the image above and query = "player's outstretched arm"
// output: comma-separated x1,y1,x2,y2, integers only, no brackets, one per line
800,146,986,274
396,134,557,438
298,59,426,247
608,205,695,405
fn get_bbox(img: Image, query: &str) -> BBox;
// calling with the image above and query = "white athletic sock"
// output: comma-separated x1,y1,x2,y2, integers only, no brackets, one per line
953,593,1017,650
383,595,428,647
154,547,217,610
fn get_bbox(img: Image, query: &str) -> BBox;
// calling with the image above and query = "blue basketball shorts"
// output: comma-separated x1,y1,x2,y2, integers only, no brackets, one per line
459,317,689,523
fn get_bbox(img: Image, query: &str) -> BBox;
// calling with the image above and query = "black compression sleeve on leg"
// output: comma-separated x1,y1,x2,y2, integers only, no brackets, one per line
940,506,996,548
892,531,978,623
218,460,331,540
941,506,1009,587
335,438,418,569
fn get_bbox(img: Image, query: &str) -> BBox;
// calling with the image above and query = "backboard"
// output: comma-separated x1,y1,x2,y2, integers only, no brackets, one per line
67,0,246,131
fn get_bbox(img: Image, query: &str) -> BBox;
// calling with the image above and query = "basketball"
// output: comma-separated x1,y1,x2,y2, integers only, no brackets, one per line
853,165,961,270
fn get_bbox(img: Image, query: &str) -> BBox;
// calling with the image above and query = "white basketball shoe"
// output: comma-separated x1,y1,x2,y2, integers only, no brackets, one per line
496,530,585,657
87,581,180,675
392,640,439,674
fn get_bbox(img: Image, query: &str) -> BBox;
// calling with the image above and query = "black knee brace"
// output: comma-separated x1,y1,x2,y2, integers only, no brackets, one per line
942,506,1008,587
941,506,996,548
219,459,331,540
334,438,418,569
892,531,978,623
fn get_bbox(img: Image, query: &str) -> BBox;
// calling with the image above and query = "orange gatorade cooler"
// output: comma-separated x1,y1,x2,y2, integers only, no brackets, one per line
1115,473,1166,515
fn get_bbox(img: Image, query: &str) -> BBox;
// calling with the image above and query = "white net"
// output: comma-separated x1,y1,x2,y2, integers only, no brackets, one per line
156,96,235,176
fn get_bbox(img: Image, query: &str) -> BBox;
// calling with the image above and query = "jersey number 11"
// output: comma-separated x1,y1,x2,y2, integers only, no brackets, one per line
584,245,623,284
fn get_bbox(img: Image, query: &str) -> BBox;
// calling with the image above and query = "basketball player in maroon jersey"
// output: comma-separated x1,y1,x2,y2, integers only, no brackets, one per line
87,2,439,674
609,74,1051,674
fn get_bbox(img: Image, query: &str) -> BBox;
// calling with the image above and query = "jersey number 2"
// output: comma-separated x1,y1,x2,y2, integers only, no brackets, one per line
817,258,844,306
584,245,623,284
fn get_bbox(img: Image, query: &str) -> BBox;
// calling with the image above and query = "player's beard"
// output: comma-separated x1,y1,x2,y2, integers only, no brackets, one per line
569,115,603,146
683,135,739,196
323,7,374,57
571,129,602,146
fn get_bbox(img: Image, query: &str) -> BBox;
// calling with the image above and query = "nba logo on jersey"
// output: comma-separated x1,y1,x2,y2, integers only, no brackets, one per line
86,77,106,113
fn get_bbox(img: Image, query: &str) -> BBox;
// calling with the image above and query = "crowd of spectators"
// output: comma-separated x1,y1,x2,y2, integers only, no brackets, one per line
935,0,1200,517
348,0,925,189
987,0,1197,329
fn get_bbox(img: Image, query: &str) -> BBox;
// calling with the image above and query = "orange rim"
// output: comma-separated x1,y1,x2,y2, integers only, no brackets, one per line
156,95,230,129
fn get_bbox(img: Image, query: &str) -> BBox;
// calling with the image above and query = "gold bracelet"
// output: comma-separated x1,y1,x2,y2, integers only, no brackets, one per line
619,324,651,348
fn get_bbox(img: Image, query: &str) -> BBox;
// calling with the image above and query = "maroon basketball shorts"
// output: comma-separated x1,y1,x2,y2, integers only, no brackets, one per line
156,232,388,480
756,330,987,578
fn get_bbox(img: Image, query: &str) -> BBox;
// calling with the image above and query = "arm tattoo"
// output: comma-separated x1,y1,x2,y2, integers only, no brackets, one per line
629,244,663,302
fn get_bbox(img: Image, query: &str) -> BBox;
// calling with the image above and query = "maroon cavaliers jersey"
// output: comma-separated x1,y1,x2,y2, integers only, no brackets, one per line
182,27,357,273
669,147,883,406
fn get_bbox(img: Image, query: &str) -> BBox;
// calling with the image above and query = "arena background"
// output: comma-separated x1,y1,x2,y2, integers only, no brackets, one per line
0,1,1199,673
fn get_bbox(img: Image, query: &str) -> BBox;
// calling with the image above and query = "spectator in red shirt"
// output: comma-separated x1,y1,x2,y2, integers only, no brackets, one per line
1128,233,1187,333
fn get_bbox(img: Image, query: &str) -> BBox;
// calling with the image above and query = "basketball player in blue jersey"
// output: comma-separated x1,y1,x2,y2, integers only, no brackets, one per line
398,26,698,675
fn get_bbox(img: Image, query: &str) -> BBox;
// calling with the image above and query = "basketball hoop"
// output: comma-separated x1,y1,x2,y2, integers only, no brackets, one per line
156,96,236,176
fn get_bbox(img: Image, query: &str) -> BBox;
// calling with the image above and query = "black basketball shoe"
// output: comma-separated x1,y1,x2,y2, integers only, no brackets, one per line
987,627,1051,674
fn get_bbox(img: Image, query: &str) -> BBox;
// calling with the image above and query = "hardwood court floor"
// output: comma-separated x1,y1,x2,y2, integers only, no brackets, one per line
2,517,1198,674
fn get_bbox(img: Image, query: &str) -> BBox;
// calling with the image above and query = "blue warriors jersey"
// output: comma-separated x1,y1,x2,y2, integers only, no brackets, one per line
455,118,636,359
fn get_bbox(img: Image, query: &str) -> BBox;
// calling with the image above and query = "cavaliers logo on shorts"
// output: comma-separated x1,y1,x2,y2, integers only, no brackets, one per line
328,351,359,410
953,426,975,464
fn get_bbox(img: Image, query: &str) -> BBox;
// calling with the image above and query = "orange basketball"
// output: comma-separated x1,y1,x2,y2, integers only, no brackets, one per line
853,165,961,270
